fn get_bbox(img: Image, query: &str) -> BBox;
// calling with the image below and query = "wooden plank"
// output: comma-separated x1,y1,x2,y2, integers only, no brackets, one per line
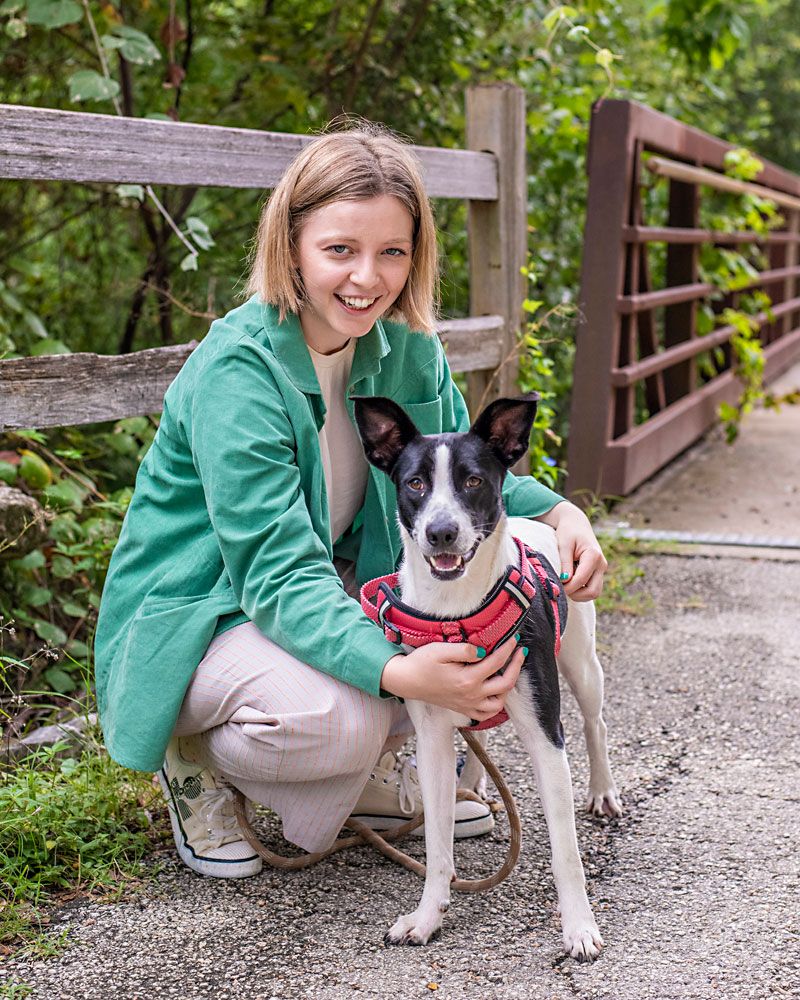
0,104,498,200
0,317,504,430
646,155,800,211
602,325,800,495
609,293,800,386
566,100,638,501
623,225,800,245
466,83,527,418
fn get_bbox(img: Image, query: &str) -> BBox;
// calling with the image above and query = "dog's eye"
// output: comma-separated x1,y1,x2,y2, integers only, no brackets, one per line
407,477,425,492
465,475,483,488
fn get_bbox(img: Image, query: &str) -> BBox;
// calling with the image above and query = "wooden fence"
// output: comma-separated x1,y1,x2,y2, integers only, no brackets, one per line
0,84,526,430
567,99,800,501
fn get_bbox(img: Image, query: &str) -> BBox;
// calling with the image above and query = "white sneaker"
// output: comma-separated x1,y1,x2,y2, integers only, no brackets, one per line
348,751,494,839
158,735,262,879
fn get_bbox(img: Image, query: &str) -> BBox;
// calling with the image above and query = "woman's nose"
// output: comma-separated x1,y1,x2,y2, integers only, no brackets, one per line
350,257,378,287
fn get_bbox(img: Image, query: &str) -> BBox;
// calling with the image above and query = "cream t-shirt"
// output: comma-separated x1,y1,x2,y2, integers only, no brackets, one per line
307,338,369,543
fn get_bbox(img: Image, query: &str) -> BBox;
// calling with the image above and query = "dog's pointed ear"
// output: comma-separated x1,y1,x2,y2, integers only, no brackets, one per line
351,396,421,475
470,394,540,469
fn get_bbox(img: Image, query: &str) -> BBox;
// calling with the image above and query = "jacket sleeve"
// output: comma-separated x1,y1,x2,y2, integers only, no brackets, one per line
435,337,564,517
189,343,401,698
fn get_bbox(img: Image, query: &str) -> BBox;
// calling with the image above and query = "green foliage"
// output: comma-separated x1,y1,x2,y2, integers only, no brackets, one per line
0,419,150,702
0,731,158,945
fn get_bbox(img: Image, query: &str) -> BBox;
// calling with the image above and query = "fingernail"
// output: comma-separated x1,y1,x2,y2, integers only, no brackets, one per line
514,632,521,642
522,647,529,657
476,647,486,659
560,572,569,581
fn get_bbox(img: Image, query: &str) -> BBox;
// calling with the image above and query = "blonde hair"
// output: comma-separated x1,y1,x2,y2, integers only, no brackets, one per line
245,123,439,334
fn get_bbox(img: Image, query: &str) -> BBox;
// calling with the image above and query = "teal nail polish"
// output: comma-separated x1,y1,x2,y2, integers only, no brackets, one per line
522,646,529,657
514,632,521,642
476,647,486,659
560,572,569,581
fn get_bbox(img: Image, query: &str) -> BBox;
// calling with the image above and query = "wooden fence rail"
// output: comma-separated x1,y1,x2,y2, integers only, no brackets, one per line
0,85,525,431
567,99,800,500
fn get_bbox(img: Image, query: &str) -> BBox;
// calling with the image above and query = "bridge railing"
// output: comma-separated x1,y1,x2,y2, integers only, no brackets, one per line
567,99,800,500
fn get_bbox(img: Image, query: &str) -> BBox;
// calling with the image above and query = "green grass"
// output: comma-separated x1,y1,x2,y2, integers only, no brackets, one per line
0,981,34,998
595,534,655,616
0,729,161,949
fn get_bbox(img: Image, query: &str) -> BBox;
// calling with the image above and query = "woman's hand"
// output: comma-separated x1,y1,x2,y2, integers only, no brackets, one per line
380,635,525,720
538,500,607,602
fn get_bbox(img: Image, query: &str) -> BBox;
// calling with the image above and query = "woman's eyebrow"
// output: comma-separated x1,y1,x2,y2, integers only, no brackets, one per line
317,234,413,244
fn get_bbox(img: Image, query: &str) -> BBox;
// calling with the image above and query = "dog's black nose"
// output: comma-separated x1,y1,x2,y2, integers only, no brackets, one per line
426,518,459,548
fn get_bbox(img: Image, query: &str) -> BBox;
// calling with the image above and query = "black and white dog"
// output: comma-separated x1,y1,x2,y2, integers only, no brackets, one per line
353,393,621,961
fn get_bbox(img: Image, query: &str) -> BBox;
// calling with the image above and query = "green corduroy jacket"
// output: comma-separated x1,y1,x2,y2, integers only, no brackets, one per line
94,296,563,771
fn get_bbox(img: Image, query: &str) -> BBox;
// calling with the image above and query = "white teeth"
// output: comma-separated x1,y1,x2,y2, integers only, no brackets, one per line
339,296,377,310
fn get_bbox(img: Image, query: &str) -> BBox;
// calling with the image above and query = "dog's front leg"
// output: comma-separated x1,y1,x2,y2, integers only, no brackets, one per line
385,701,457,946
505,680,603,962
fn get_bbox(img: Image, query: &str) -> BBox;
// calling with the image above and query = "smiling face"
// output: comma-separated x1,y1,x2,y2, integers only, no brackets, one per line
294,195,414,355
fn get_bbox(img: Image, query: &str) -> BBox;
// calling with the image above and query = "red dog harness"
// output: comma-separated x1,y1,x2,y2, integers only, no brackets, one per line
360,537,563,731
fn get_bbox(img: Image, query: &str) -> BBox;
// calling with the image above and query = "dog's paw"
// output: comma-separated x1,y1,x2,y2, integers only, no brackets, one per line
562,921,604,962
586,786,623,818
384,908,445,946
458,772,488,801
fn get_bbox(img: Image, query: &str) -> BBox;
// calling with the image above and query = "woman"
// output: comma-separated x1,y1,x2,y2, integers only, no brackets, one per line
94,123,606,878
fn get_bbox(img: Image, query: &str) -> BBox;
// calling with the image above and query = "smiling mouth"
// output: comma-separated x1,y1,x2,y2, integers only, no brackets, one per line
424,541,479,580
335,294,379,313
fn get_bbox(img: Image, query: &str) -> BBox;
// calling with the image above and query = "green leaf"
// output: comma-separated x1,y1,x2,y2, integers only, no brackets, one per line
5,15,26,37
0,0,26,13
43,666,75,693
115,184,145,202
11,548,45,570
60,601,87,618
42,478,86,511
30,338,71,356
0,459,17,484
19,583,52,606
27,0,82,28
65,638,89,658
100,33,126,50
68,70,120,104
33,619,67,645
50,554,75,578
108,24,161,65
185,216,215,250
180,252,199,272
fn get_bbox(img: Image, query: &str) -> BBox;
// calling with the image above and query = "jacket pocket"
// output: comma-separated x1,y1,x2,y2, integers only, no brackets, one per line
400,397,443,435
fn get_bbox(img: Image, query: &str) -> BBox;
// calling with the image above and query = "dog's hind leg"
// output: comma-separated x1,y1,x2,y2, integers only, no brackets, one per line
385,701,458,946
505,679,603,962
557,600,622,818
457,729,488,800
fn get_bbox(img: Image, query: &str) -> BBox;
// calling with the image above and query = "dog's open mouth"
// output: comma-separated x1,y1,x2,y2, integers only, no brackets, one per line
424,542,479,580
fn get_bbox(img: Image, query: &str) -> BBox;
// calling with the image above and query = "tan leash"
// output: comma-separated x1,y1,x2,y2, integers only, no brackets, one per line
233,727,521,893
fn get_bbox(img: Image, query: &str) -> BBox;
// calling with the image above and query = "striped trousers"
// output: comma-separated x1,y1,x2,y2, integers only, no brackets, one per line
173,558,412,853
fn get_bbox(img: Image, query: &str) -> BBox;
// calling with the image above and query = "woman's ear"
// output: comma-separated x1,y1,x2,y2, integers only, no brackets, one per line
470,394,540,469
351,396,420,475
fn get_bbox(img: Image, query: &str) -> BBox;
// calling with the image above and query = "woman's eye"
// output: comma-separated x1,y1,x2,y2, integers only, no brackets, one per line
327,245,349,255
465,475,482,488
384,247,407,257
407,478,425,492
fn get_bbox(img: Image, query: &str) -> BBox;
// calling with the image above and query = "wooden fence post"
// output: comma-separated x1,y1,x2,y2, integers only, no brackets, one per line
465,83,527,416
566,100,637,503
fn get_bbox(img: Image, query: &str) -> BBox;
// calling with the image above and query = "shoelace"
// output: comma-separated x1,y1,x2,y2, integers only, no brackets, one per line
194,785,241,848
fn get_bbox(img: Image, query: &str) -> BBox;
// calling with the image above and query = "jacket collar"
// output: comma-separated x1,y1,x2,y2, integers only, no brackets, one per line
260,300,391,395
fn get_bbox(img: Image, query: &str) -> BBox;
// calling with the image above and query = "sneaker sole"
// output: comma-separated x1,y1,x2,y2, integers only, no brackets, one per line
157,770,262,879
349,811,494,839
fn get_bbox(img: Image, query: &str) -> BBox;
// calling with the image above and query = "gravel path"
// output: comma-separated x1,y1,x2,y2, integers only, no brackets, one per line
3,554,799,1000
